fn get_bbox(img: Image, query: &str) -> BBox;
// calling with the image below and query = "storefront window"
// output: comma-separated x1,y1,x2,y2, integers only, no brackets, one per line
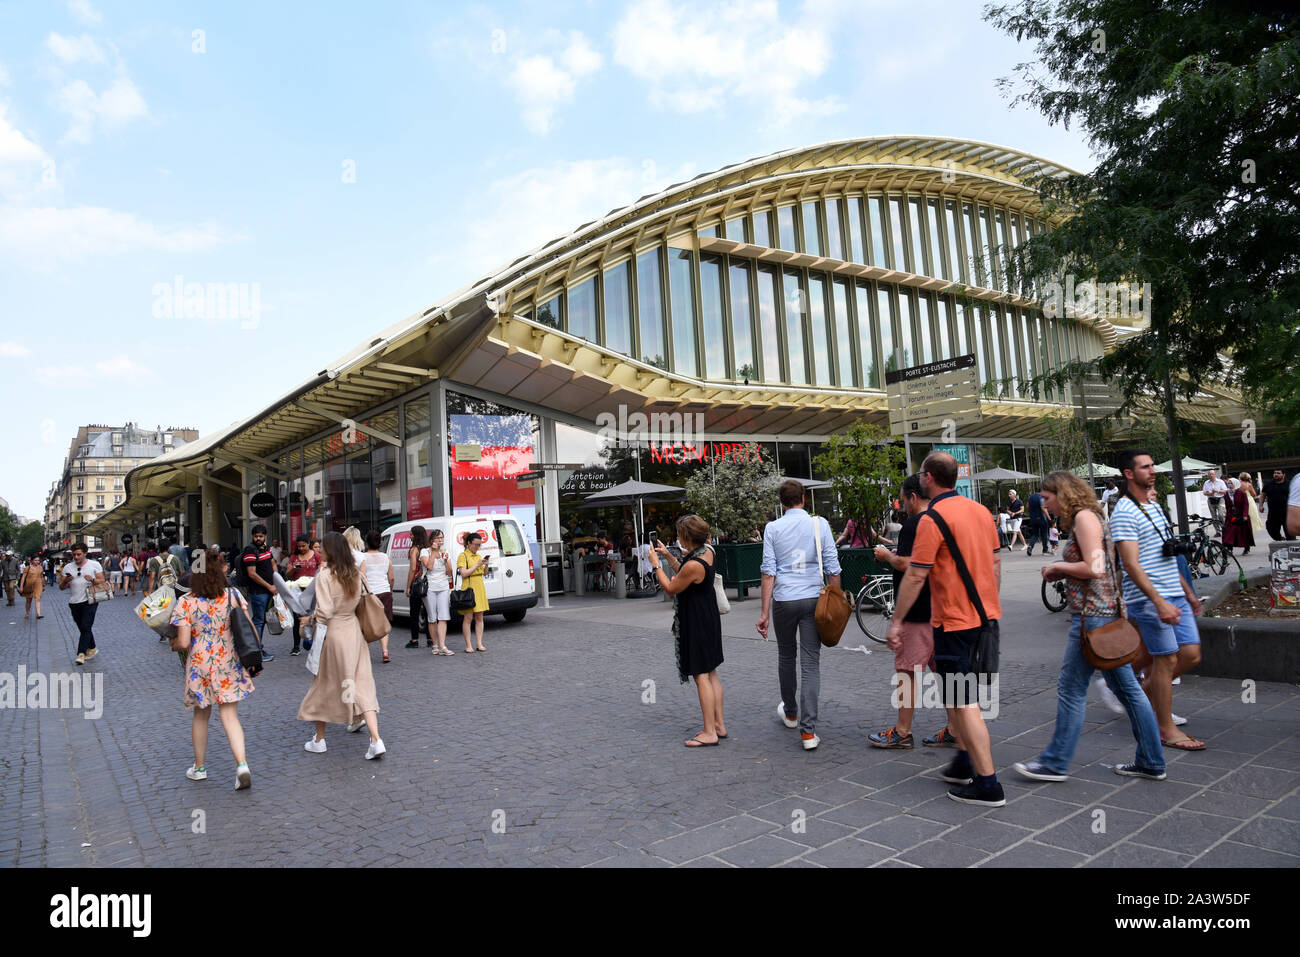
446,391,538,541
603,261,632,356
729,261,756,381
404,395,432,520
668,247,699,376
801,201,822,256
568,276,596,342
808,274,831,385
782,270,808,385
756,266,782,381
636,248,666,370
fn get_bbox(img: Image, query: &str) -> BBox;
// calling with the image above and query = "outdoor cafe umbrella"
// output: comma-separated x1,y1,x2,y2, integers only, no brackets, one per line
1154,455,1218,474
583,479,685,545
1070,462,1121,479
968,466,1039,508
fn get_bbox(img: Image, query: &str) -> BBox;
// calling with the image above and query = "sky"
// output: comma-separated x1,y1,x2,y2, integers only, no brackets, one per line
0,0,1100,520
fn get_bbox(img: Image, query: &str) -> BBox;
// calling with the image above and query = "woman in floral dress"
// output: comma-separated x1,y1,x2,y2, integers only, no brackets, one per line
170,547,256,790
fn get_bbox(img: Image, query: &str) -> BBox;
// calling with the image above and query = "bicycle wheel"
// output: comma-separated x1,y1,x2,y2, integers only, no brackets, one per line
855,584,892,644
1041,578,1067,613
1201,541,1230,577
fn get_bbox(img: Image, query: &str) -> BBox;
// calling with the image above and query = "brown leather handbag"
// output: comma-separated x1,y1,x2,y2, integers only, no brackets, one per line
357,578,390,644
812,517,852,646
1080,536,1143,670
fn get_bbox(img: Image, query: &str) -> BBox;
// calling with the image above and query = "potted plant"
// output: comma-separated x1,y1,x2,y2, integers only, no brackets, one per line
813,421,906,579
683,444,777,598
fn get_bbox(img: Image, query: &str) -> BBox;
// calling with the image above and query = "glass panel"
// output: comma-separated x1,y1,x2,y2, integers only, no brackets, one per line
994,210,1009,291
568,277,596,342
915,289,935,364
756,266,781,381
777,205,797,251
536,293,561,329
698,224,718,239
824,199,843,260
1005,308,1022,396
752,209,772,247
962,202,981,286
801,201,822,256
972,303,990,382
602,261,632,356
699,253,727,379
808,274,831,385
636,248,666,369
1037,313,1055,400
856,283,879,387
908,196,926,276
944,200,964,284
877,286,897,373
869,196,888,267
782,270,808,384
897,289,914,367
978,205,995,288
926,198,945,279
724,216,747,243
988,304,1006,389
832,279,853,386
888,196,907,271
494,519,526,556
404,397,432,520
1022,309,1039,386
936,296,952,359
729,261,757,381
668,247,698,376
848,197,865,264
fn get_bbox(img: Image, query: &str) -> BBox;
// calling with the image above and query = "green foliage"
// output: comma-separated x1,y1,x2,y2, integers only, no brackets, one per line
813,421,907,530
0,505,17,548
984,1,1300,440
683,444,777,541
15,522,44,556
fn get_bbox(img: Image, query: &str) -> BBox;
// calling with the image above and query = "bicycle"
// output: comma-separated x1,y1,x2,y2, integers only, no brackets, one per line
1183,521,1229,579
853,574,894,643
1041,577,1068,613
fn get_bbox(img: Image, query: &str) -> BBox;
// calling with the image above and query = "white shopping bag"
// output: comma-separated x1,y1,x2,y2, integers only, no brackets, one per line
273,572,316,618
305,623,325,676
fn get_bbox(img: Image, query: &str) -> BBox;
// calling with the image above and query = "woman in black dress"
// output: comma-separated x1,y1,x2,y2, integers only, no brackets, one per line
650,515,725,748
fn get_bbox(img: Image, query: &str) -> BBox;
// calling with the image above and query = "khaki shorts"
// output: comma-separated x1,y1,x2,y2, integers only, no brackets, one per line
894,619,935,672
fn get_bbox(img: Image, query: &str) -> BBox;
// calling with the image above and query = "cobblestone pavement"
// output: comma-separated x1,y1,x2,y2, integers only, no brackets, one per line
2,551,1296,868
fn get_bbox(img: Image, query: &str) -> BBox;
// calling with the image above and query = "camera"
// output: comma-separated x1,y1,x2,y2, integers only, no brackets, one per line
1163,536,1197,559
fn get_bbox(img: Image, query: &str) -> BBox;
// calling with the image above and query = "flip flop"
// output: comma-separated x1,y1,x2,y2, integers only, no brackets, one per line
716,731,728,739
1162,737,1206,751
685,734,720,748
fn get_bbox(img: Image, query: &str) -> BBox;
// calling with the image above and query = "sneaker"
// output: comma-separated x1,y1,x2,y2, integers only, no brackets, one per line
1014,760,1067,782
365,739,386,760
1172,712,1188,727
948,781,1006,806
405,640,419,649
261,652,276,662
75,653,86,665
235,763,251,790
923,726,958,748
346,718,365,734
801,732,820,750
1114,763,1166,781
290,649,300,657
304,737,327,754
777,701,798,729
186,765,207,781
940,758,974,785
84,647,98,660
1094,675,1125,714
868,726,914,749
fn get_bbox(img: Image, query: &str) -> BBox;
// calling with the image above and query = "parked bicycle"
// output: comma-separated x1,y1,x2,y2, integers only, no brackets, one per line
853,573,894,643
1184,518,1229,579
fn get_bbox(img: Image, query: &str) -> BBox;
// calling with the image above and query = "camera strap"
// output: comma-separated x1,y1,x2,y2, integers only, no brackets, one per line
1123,491,1175,543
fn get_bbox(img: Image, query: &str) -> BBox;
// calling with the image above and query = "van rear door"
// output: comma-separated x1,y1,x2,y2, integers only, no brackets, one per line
388,527,412,617
493,518,531,599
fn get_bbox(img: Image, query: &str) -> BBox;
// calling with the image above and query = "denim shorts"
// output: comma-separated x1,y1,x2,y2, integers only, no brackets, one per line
1127,595,1200,657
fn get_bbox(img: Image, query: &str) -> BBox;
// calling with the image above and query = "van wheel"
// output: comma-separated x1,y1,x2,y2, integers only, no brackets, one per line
502,610,526,623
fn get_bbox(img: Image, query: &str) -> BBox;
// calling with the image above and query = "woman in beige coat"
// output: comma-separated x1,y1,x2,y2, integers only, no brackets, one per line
298,532,386,760
21,557,44,618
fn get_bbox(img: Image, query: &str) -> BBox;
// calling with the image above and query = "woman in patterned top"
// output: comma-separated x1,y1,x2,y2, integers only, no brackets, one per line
170,547,256,790
1014,471,1165,783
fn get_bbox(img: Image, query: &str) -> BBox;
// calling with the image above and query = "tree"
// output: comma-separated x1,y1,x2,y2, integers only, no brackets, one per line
683,445,777,542
985,2,1300,433
0,505,17,548
16,522,44,556
813,421,907,536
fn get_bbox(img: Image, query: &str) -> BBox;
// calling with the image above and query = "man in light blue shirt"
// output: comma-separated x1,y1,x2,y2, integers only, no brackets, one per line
757,481,841,749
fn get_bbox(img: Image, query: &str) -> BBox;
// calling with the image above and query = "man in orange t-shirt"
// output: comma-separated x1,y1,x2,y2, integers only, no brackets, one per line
889,451,1004,807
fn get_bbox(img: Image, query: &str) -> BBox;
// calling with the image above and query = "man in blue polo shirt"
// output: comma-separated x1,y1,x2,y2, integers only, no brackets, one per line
1113,449,1204,754
757,480,841,751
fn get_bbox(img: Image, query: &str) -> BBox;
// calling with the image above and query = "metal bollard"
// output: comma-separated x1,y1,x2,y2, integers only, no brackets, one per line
615,559,627,599
574,557,585,596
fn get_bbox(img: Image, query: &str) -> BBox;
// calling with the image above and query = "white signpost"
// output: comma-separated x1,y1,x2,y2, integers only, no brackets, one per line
886,354,982,437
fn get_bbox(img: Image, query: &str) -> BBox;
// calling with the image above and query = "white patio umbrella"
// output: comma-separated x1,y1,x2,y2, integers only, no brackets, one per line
583,480,685,545
1154,456,1218,474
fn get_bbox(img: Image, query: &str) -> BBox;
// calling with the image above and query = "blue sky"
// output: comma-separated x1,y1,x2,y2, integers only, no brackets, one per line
0,0,1098,519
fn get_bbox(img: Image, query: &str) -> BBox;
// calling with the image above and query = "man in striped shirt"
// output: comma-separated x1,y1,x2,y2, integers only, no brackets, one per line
1113,450,1204,752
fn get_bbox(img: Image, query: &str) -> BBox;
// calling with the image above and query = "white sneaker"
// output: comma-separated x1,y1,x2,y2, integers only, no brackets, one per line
777,701,798,729
801,733,820,751
304,737,327,753
346,718,365,733
365,739,386,760
235,764,251,790
185,765,207,781
1094,675,1125,714
1171,677,1181,686
1172,712,1188,726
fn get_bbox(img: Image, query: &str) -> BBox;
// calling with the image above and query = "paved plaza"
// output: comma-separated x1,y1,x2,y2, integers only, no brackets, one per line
1,551,1296,868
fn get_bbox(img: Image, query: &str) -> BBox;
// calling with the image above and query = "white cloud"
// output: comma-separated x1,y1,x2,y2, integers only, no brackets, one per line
56,75,148,142
503,30,603,134
0,104,52,194
68,0,103,25
0,341,32,358
36,354,148,383
47,32,107,65
613,0,844,126
0,205,234,270
457,156,697,277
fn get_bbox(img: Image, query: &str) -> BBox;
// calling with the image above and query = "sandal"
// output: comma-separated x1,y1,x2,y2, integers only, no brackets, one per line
1162,737,1206,751
685,733,720,748
440,648,454,656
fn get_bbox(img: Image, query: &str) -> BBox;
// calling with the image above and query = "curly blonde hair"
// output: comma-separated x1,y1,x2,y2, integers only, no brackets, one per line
1040,470,1103,532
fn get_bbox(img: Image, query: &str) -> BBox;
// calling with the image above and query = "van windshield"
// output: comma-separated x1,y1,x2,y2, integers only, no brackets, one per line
495,520,526,557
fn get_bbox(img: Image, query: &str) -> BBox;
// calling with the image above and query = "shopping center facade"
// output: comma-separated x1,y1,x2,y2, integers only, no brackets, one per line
84,136,1245,559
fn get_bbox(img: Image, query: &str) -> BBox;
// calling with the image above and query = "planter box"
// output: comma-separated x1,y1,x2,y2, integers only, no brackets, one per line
837,547,888,589
1196,568,1300,683
715,542,764,599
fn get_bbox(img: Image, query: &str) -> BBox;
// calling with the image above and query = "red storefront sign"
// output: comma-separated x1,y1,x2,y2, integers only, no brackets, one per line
647,442,768,465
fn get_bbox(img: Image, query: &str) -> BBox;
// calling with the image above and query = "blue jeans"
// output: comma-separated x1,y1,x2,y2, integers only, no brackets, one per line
246,590,269,647
1038,614,1165,774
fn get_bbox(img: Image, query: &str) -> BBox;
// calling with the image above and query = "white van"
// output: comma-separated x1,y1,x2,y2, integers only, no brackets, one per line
383,514,538,623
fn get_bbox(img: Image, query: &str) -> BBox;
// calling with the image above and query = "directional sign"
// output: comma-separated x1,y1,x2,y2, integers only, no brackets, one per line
886,354,982,437
515,470,545,490
527,463,583,471
893,409,985,435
